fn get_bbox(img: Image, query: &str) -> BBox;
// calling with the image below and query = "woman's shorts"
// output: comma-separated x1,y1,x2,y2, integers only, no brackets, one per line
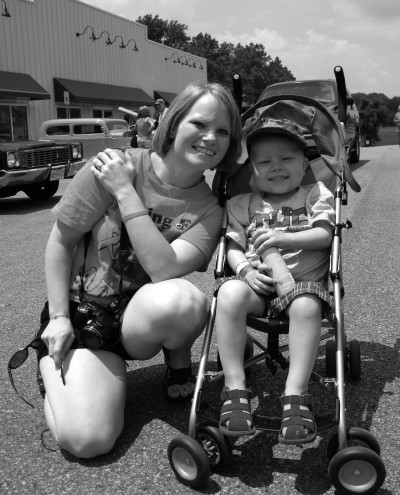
215,277,334,320
36,300,132,362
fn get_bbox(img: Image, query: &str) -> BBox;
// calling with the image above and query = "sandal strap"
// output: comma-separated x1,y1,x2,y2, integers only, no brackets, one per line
164,364,195,386
280,393,316,436
280,393,313,409
220,388,250,402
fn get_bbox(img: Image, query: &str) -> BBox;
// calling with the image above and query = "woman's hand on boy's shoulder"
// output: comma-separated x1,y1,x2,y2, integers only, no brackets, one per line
91,148,136,199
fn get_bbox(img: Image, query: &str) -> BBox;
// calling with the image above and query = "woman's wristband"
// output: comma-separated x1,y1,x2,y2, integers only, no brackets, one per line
121,209,148,223
235,261,252,277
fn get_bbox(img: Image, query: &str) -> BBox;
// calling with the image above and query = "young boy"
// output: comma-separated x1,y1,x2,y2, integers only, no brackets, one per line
216,118,336,444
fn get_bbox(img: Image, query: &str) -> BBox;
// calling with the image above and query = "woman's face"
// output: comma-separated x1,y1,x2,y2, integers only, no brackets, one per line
171,93,231,171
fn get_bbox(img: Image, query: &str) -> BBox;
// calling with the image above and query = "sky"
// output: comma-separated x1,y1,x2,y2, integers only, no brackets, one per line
80,0,400,98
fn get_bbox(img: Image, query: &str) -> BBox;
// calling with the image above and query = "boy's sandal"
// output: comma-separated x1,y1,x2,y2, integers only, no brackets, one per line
219,388,256,437
162,363,196,404
278,393,317,444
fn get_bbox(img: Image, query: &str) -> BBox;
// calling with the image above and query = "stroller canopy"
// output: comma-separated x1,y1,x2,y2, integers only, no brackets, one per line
220,95,361,198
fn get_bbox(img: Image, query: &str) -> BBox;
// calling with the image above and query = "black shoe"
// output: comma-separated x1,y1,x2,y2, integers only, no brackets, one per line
162,363,195,404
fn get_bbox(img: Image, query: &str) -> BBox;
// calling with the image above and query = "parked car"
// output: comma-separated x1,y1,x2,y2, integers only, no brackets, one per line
39,118,132,160
258,79,360,163
0,139,84,200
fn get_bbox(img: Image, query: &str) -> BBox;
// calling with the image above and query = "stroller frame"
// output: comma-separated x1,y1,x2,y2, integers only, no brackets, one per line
168,72,386,494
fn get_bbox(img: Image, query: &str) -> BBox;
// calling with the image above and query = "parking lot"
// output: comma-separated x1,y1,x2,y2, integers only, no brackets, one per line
1,144,399,494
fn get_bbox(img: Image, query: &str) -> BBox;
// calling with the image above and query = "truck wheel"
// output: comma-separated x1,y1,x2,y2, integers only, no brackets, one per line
24,181,59,200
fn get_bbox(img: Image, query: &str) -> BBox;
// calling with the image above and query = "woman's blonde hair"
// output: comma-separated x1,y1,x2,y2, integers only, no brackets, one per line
152,81,242,170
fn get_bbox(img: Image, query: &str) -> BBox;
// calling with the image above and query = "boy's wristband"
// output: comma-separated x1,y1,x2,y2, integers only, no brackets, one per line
235,261,250,276
238,264,256,278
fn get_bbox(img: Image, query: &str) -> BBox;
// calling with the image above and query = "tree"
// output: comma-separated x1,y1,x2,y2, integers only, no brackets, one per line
137,14,295,105
136,14,190,50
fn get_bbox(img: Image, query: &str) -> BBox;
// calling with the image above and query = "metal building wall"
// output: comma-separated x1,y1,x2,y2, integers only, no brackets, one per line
0,0,207,138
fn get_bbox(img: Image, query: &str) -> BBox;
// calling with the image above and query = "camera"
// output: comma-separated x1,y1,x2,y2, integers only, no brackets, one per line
74,300,121,350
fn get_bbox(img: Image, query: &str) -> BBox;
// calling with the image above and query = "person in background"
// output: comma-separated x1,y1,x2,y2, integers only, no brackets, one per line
394,105,400,148
135,106,155,149
35,81,242,459
153,98,167,130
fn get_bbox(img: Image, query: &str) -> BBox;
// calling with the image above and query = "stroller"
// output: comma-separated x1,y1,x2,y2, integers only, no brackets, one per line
167,68,386,494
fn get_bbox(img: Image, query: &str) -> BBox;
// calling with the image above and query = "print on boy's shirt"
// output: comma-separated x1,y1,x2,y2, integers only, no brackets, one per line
248,206,311,238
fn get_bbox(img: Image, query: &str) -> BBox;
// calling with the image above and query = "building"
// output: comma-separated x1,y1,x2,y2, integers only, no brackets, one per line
0,0,207,141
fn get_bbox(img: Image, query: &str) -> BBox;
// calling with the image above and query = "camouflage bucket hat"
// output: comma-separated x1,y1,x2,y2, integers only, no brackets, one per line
246,117,308,151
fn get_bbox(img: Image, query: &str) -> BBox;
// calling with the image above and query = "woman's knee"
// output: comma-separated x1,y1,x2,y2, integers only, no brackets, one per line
136,279,209,324
55,422,122,458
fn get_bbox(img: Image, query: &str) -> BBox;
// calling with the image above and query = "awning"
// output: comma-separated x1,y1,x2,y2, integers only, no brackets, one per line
0,71,50,100
54,77,153,107
154,91,178,105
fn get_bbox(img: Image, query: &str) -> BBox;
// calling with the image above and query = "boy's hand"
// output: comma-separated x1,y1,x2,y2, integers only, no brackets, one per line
252,228,292,253
244,263,276,295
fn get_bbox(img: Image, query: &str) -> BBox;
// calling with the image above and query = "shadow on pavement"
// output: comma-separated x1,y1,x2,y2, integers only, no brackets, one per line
190,337,399,493
0,194,62,215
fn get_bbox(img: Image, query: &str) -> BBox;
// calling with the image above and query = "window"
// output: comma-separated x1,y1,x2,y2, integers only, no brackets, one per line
46,125,70,136
73,124,104,135
93,108,113,118
56,107,81,119
0,105,28,141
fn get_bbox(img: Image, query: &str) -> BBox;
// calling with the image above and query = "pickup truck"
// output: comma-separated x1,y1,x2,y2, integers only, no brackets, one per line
0,139,85,200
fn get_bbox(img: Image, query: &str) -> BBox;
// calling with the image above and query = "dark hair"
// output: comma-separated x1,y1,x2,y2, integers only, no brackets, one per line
152,81,242,170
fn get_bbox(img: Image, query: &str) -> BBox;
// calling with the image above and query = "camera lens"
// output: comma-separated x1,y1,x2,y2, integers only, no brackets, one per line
80,323,104,350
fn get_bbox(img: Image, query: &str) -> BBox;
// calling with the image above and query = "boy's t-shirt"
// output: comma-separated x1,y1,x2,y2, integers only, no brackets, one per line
226,182,335,285
52,148,223,302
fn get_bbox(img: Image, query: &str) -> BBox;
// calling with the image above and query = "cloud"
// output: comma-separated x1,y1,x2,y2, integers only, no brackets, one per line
216,27,288,51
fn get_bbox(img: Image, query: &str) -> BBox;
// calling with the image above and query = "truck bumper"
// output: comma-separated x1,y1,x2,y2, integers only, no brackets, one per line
0,161,84,190
66,159,87,178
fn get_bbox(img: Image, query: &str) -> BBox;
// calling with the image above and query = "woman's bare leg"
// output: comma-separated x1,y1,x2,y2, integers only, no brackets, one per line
121,279,209,398
40,349,127,458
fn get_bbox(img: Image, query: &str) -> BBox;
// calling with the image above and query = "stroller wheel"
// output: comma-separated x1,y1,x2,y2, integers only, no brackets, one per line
328,446,386,494
196,425,230,471
327,427,382,460
168,433,210,487
348,340,361,380
325,340,336,377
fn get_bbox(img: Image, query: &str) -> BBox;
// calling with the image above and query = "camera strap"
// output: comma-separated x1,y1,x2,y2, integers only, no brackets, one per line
78,225,131,304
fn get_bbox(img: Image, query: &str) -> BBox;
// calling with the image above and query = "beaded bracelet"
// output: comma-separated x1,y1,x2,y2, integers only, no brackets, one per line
50,314,70,320
121,209,148,223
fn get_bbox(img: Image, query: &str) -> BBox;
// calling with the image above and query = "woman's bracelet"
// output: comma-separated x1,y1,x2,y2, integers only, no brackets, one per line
50,313,70,320
235,261,252,277
121,209,148,223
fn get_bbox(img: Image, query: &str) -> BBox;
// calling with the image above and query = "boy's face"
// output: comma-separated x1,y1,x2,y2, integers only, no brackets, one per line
250,134,307,202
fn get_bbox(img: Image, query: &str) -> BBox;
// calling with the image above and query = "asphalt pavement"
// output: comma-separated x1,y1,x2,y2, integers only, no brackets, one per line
1,145,399,494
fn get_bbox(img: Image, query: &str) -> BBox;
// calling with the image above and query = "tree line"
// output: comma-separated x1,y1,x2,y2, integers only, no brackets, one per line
137,14,399,140
136,14,294,105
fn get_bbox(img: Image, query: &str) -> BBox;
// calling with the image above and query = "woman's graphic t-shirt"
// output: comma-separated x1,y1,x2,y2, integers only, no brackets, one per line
52,149,223,302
